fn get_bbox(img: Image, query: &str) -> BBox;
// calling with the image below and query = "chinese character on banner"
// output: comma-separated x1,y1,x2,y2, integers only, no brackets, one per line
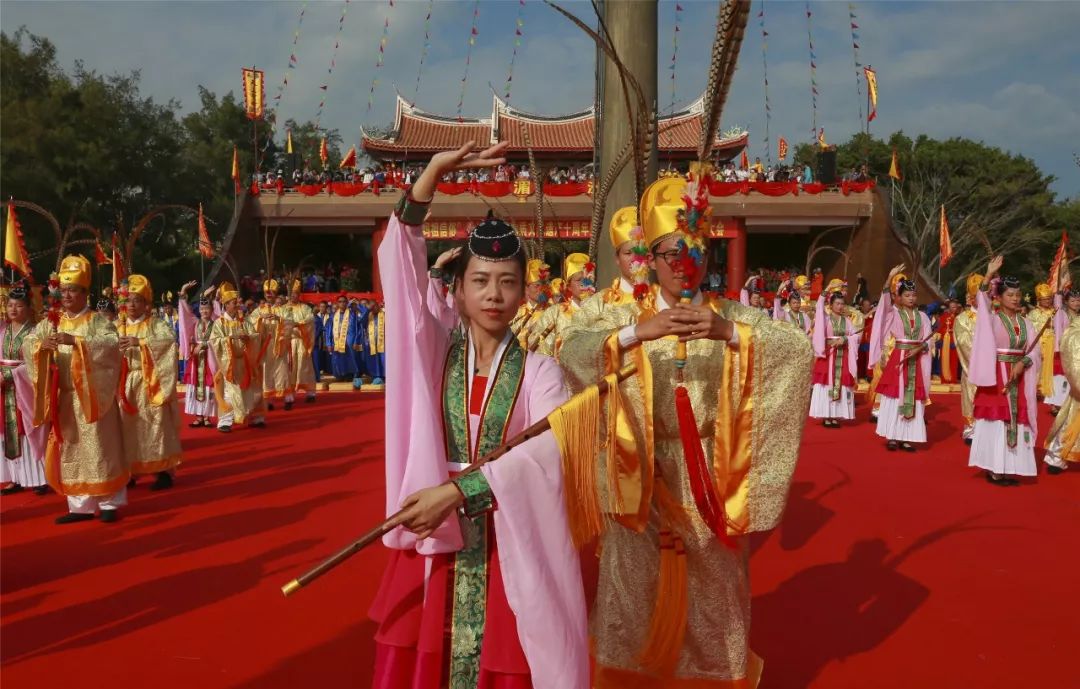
242,68,265,120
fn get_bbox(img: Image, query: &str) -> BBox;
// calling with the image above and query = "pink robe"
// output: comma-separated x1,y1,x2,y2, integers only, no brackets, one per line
969,290,1040,435
775,298,813,335
374,213,588,689
178,300,219,381
868,291,932,401
812,297,859,386
0,322,48,461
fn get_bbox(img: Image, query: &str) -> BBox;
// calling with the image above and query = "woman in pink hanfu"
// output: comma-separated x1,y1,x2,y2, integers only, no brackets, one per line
869,264,933,452
810,290,860,428
367,141,588,689
177,280,219,427
967,256,1042,486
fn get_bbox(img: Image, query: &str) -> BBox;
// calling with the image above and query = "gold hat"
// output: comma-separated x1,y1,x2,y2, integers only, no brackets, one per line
263,278,280,295
550,278,565,294
526,258,546,285
794,275,810,291
1035,282,1053,300
640,177,687,249
890,272,909,296
127,274,153,302
563,252,590,281
58,254,91,290
966,273,984,298
825,278,847,295
608,206,638,250
219,281,239,304
290,279,302,294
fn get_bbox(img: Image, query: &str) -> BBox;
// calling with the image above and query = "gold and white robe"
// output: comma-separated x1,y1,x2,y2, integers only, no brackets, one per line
117,315,182,475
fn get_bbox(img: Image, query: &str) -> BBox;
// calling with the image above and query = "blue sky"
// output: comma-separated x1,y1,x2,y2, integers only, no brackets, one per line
4,0,1078,197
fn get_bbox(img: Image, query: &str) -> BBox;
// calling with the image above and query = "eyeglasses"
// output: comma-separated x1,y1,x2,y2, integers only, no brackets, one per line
653,249,685,265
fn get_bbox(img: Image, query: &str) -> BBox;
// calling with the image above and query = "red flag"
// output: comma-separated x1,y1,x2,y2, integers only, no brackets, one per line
740,149,749,170
111,233,126,290
939,205,954,268
339,145,357,170
197,203,215,259
94,240,110,266
1049,231,1070,291
4,202,32,279
778,137,789,160
319,138,329,167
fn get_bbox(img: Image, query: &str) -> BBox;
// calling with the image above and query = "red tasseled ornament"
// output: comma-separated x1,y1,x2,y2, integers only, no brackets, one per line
675,386,736,549
633,283,650,300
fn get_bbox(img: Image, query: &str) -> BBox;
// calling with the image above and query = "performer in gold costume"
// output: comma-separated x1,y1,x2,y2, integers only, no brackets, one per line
117,274,182,490
528,252,593,356
279,279,317,406
559,176,813,688
953,273,983,444
250,279,289,408
1044,295,1080,474
25,255,128,523
570,207,649,337
510,258,549,346
1027,282,1061,410
210,281,266,432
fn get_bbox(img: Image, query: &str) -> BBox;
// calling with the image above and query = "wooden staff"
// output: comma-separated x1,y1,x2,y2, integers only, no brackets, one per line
527,319,558,353
281,362,639,597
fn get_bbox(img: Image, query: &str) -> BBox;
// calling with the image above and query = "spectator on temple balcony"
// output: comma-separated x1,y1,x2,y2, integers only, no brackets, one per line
753,157,765,175
292,169,301,185
721,163,737,183
854,164,869,183
304,272,318,293
374,169,386,186
802,163,814,184
517,167,530,180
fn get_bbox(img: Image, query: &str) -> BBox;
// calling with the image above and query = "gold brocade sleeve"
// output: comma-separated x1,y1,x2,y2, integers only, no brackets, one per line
139,318,179,406
846,306,866,333
23,320,53,428
715,297,814,532
529,304,561,355
953,310,975,369
74,315,121,424
1046,319,1080,445
292,304,316,353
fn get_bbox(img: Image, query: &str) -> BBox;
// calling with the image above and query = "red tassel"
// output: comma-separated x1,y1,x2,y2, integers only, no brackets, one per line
674,386,736,549
48,362,63,443
118,358,138,415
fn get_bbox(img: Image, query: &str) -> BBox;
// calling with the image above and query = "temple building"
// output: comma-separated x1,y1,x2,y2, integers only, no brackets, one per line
222,93,891,299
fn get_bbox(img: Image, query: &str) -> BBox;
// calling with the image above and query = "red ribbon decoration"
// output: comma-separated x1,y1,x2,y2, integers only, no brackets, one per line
675,386,736,549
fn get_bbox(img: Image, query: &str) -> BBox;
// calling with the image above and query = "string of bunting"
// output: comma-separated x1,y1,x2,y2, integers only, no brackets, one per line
503,0,526,102
412,0,434,104
366,0,395,116
805,1,818,140
456,0,481,121
314,0,352,132
849,3,864,126
665,1,683,154
758,0,771,164
261,1,308,162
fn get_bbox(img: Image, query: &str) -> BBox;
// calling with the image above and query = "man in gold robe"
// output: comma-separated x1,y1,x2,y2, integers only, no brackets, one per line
117,274,182,490
279,280,317,407
573,207,644,329
1045,303,1080,474
528,252,592,356
559,176,813,688
249,279,289,409
210,282,266,432
25,255,129,523
510,258,549,346
953,273,982,444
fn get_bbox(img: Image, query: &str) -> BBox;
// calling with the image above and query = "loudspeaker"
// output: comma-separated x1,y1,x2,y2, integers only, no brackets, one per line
816,149,837,184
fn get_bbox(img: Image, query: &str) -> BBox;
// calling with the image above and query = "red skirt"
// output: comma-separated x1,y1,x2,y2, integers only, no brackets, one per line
369,523,531,689
812,350,855,387
875,348,928,401
1054,352,1064,376
973,361,1030,427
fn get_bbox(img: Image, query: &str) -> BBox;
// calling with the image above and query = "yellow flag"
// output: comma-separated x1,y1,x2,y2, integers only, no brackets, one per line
4,202,32,278
888,148,902,180
287,129,294,154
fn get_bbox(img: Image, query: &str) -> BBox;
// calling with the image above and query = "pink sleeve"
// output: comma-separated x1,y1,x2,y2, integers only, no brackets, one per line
812,296,827,358
969,290,998,387
772,297,786,322
920,310,933,394
482,355,589,689
379,213,462,554
178,299,196,360
869,291,893,366
847,317,860,380
426,274,460,332
740,288,750,307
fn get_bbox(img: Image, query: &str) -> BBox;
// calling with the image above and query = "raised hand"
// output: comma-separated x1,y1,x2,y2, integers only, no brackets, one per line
180,280,198,296
412,141,510,202
987,255,1004,279
434,246,464,271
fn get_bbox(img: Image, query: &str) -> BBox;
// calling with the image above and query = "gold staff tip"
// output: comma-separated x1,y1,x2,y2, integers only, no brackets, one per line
281,579,302,597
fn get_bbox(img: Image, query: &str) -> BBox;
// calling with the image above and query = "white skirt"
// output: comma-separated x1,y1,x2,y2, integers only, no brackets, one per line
0,436,47,487
809,383,855,419
968,419,1037,476
874,395,927,442
1046,375,1070,407
184,384,217,418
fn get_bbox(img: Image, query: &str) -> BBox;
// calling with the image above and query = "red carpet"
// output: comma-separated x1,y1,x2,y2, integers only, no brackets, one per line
1,392,1077,689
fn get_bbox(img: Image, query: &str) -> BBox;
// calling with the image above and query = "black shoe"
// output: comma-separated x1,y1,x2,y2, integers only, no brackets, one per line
250,420,267,428
218,425,233,433
33,485,49,495
1,484,24,496
127,477,137,488
284,401,294,411
1047,465,1065,475
56,513,95,525
964,437,973,446
305,395,316,404
149,472,174,491
99,509,120,523
901,442,916,452
886,440,899,451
